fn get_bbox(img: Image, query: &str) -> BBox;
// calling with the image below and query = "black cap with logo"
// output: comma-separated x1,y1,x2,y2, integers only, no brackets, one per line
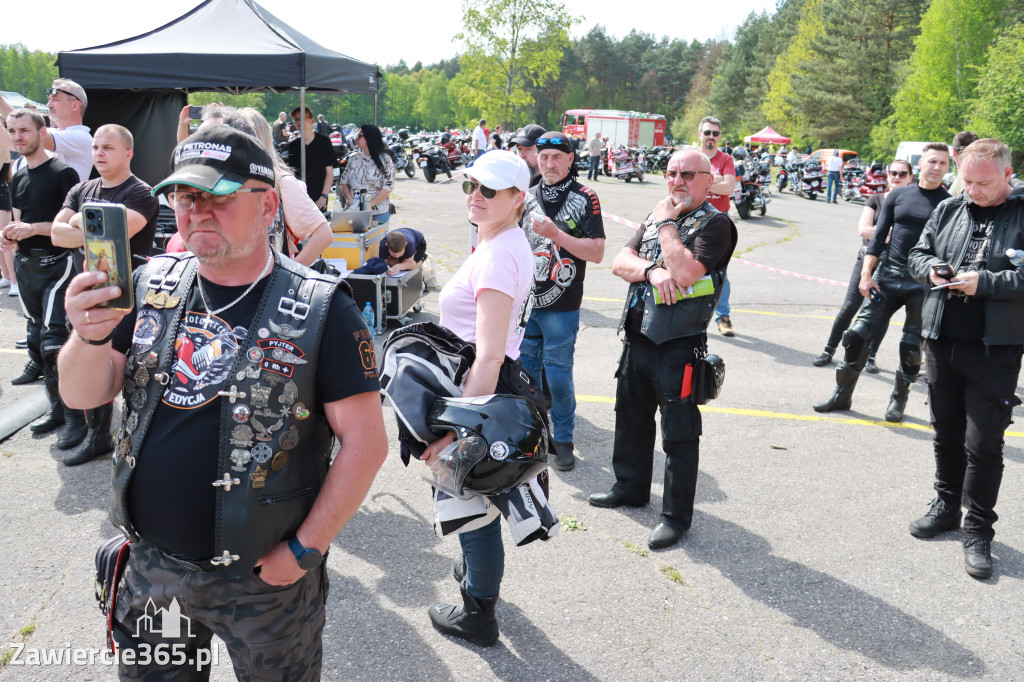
152,125,276,196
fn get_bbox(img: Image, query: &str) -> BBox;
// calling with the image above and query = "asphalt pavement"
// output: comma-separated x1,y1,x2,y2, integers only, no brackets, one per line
1,170,1021,681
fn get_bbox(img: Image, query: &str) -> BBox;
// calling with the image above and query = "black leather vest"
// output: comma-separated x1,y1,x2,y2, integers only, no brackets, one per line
618,202,730,344
110,252,339,580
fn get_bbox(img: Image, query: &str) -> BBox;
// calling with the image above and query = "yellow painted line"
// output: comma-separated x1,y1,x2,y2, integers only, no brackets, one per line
0,349,28,355
575,395,1024,438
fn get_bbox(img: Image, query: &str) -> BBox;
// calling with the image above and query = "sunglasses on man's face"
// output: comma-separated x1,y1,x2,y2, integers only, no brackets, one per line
47,87,79,101
665,170,712,182
701,130,721,137
462,180,499,199
889,170,910,178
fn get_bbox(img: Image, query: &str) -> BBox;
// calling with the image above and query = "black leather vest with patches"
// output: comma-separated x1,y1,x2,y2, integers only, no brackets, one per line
618,201,727,344
110,252,339,581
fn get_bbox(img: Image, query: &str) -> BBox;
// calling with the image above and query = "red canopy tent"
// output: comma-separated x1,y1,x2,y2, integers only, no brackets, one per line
746,126,791,144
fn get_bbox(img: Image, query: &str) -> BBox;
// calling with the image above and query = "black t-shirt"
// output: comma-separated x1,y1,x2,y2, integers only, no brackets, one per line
286,134,336,202
624,211,735,334
63,175,160,264
111,268,379,559
939,202,1004,341
378,227,425,261
867,184,950,269
10,158,80,252
526,180,605,312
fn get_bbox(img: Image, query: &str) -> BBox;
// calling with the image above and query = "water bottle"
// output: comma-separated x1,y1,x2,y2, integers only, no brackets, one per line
1006,249,1024,269
361,301,375,338
358,189,369,212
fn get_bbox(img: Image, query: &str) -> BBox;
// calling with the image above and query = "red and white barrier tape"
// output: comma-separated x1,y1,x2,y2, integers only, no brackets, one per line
603,211,848,288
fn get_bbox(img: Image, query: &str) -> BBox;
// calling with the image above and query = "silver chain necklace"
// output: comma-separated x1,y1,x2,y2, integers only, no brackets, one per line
196,250,274,318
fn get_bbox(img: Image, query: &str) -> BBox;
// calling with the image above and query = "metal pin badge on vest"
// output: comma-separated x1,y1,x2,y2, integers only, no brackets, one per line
270,450,288,473
250,465,268,489
279,425,300,451
231,425,254,448
251,443,273,464
230,449,252,472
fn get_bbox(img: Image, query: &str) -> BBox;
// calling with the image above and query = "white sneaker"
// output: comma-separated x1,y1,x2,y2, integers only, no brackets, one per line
9,284,19,297
0,278,9,288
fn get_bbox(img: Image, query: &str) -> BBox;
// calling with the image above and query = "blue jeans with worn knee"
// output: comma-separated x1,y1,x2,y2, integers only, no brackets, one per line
714,275,731,321
827,171,840,202
518,308,580,443
458,516,504,598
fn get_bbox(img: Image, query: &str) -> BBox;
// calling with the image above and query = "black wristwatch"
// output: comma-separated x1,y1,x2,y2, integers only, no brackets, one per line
288,537,324,570
320,193,329,200
644,262,659,282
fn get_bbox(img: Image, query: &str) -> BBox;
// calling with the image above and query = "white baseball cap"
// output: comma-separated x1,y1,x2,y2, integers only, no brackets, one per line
457,151,531,192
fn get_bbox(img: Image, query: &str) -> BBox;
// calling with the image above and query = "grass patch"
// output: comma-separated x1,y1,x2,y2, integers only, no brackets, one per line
559,515,586,532
19,622,35,637
1,449,14,458
0,646,14,667
625,542,649,558
660,565,684,584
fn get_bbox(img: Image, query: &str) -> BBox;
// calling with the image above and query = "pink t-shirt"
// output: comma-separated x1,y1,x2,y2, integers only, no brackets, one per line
439,226,534,360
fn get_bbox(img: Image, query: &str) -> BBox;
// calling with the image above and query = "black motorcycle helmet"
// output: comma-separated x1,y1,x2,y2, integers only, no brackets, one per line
440,132,452,144
732,147,748,160
398,128,410,141
428,394,548,496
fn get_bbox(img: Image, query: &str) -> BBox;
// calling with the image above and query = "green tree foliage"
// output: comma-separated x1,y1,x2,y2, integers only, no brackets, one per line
675,41,728,143
455,0,576,129
789,0,927,151
382,72,420,129
189,92,266,111
972,24,1024,153
762,0,825,144
415,70,454,130
0,44,58,101
884,0,1009,143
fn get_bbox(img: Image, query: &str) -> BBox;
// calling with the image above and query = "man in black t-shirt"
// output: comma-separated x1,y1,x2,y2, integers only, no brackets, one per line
589,150,737,550
49,124,159,463
906,139,1024,579
58,125,387,680
815,144,951,422
1,109,79,443
519,132,606,472
287,107,335,210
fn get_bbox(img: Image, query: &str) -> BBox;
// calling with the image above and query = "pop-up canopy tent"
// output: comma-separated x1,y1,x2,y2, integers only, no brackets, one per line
745,126,791,145
56,0,380,185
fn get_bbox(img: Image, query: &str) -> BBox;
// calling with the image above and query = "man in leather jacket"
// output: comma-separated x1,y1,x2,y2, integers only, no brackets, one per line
57,125,387,679
588,150,737,550
905,138,1024,580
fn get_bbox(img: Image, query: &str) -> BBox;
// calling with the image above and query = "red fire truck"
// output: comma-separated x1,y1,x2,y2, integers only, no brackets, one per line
561,109,666,149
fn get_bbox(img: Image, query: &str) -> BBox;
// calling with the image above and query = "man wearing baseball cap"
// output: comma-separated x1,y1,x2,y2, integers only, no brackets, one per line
510,124,547,187
58,124,387,680
518,131,605,472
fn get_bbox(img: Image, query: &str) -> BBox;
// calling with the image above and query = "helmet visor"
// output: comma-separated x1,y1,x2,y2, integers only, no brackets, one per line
430,435,489,498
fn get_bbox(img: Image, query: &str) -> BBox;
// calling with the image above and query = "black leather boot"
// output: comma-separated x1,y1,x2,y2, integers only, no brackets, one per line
813,362,860,412
30,377,65,434
11,360,43,385
64,404,115,466
57,408,88,450
885,371,914,422
428,586,499,647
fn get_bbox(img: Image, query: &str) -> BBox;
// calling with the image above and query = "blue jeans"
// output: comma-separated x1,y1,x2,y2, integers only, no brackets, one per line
827,171,840,202
714,276,731,321
373,211,390,226
588,155,601,180
518,308,580,443
458,516,504,598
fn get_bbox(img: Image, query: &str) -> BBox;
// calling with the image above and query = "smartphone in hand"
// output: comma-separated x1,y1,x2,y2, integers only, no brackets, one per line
188,105,204,120
82,203,135,311
931,263,954,280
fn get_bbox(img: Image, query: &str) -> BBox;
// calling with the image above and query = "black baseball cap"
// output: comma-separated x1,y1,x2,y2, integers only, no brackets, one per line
152,125,276,196
510,124,546,148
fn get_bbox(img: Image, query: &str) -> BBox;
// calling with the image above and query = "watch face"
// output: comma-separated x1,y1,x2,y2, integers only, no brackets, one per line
298,550,323,571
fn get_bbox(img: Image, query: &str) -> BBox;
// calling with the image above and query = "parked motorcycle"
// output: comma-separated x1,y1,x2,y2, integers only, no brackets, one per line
731,149,770,219
411,138,451,184
795,159,825,200
391,129,415,178
439,132,472,170
855,162,888,202
775,163,791,192
610,146,645,182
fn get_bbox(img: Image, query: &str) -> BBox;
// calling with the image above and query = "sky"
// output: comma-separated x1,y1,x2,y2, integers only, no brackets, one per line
13,0,780,68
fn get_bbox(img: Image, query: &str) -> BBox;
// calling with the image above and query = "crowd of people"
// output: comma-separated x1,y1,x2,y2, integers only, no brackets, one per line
1,78,1022,678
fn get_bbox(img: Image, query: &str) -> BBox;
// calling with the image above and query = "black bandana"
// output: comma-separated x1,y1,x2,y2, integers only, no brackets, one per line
541,177,573,206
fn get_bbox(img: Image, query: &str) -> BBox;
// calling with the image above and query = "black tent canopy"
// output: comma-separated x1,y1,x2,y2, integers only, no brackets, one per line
56,0,380,184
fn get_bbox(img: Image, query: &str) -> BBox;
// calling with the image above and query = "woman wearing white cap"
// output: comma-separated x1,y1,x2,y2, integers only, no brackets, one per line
420,150,536,646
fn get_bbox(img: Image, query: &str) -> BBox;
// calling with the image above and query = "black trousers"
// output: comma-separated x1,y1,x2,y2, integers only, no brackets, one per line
925,338,1022,541
845,262,925,373
14,250,73,378
824,247,886,353
611,333,702,530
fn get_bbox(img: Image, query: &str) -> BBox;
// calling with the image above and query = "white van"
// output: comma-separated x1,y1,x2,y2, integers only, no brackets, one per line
895,141,955,177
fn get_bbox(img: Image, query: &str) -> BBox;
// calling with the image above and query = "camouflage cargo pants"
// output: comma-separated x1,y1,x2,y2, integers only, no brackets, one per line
112,542,327,681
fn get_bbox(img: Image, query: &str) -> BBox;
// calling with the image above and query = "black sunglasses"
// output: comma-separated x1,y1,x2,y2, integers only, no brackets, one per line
665,170,712,182
47,87,79,101
462,180,498,199
888,170,910,178
536,136,566,146
701,130,721,137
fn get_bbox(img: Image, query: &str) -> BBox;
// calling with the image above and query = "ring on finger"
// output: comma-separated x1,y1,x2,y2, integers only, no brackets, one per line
85,310,91,324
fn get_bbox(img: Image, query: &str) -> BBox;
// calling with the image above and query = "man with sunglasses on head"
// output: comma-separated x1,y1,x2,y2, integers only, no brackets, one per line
815,143,951,421
697,116,738,337
589,150,737,550
1,79,92,183
57,125,387,680
517,132,605,472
